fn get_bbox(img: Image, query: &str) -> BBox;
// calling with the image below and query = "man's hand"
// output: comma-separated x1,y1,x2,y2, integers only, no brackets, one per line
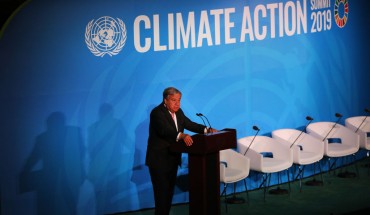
208,128,219,133
180,133,193,146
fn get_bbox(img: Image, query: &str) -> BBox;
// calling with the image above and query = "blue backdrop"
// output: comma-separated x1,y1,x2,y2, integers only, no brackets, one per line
1,0,370,214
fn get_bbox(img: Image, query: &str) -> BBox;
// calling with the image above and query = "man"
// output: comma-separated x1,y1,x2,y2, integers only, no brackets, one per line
145,87,216,215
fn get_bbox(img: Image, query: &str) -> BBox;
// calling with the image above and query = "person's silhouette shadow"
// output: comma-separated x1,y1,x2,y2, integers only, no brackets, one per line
132,105,154,185
87,103,134,214
20,111,84,215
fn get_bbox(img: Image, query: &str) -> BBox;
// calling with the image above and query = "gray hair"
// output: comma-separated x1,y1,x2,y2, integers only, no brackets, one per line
163,87,181,99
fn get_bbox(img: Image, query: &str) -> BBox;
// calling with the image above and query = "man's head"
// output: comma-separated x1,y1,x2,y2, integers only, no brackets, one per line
163,87,182,113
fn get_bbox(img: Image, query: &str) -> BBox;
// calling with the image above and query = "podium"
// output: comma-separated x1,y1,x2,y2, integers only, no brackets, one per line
171,128,237,215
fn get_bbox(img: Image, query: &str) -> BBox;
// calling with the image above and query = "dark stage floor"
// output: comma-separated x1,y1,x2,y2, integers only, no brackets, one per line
120,157,370,215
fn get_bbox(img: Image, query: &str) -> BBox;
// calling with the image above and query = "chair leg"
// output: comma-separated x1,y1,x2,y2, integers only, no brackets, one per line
294,165,304,192
353,154,360,178
268,170,289,195
265,173,271,200
226,182,246,204
337,154,358,178
277,171,282,188
221,183,227,196
221,183,228,212
233,183,237,198
349,153,359,177
243,179,249,204
306,161,324,186
259,173,268,189
328,157,338,175
261,173,270,201
318,161,324,183
287,169,291,194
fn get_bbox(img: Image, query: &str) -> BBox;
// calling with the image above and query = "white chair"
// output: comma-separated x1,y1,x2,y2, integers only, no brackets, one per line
272,129,324,192
220,149,250,212
237,136,293,200
307,122,360,177
345,116,370,174
345,116,370,151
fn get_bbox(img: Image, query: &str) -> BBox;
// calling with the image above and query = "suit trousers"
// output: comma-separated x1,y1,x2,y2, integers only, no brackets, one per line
149,166,178,215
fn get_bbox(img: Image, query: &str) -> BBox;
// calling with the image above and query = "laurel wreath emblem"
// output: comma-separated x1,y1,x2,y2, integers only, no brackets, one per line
85,17,127,57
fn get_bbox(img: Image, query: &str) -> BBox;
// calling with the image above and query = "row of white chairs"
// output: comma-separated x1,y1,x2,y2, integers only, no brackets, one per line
219,114,370,208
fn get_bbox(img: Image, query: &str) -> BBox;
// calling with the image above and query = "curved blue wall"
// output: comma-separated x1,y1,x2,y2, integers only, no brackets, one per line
1,0,369,214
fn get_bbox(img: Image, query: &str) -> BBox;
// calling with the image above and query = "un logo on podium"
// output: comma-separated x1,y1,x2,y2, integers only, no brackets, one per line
85,16,127,57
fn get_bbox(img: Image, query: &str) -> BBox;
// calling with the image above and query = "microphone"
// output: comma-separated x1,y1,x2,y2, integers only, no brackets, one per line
196,113,207,127
243,125,260,156
290,116,314,148
322,113,342,141
355,108,370,133
196,113,213,132
306,116,314,122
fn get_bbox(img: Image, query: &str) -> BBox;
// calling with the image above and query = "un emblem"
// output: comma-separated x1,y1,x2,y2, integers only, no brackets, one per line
85,16,127,57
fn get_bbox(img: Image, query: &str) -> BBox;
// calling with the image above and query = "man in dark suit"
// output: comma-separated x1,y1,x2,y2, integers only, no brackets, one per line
145,87,215,215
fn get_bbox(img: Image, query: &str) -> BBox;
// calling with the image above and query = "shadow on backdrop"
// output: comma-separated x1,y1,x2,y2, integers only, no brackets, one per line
87,103,136,214
19,111,84,215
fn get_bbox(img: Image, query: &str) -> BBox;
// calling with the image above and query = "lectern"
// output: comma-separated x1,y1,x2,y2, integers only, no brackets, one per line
171,128,237,215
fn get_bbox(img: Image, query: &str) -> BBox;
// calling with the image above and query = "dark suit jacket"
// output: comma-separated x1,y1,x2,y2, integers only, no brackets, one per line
145,102,206,171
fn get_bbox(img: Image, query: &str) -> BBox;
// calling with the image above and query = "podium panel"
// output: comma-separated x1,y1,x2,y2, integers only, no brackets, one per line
171,128,237,215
